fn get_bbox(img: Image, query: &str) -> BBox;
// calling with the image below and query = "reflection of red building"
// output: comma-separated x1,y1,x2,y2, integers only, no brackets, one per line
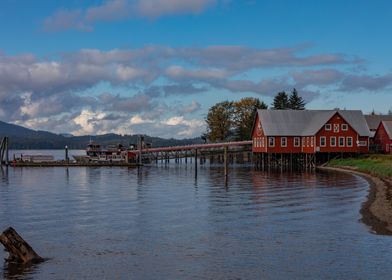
374,121,392,154
252,110,370,154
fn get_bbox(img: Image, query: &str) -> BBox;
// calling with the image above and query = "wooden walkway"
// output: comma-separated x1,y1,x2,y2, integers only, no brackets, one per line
138,140,253,164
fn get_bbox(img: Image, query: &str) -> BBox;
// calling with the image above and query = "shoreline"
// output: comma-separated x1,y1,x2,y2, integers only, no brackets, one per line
318,166,392,235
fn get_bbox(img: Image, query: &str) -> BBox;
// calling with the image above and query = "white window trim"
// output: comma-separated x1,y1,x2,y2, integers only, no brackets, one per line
281,137,287,147
269,137,275,147
330,136,336,147
333,124,340,133
347,137,353,147
325,124,331,131
342,124,348,131
339,136,345,147
294,137,300,147
320,136,326,147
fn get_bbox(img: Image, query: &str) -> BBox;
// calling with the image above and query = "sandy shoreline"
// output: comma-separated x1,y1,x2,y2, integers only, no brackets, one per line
318,166,392,235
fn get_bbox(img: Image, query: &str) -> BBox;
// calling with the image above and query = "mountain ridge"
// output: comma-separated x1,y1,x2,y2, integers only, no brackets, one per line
0,120,203,149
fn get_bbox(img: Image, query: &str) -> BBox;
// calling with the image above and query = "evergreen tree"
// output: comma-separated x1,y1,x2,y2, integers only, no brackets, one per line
272,91,289,109
288,88,306,110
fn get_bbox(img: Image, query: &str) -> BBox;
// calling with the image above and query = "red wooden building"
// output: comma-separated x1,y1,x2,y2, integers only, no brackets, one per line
373,121,392,153
252,110,370,155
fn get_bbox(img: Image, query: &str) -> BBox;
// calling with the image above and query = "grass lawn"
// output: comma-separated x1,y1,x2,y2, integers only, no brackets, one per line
328,154,392,179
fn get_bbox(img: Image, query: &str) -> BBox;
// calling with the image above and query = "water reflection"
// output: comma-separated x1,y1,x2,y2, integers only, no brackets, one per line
0,166,8,185
2,260,39,280
0,164,391,279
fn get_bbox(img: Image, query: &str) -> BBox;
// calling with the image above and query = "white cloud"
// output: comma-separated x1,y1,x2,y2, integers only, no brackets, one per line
176,100,201,115
137,0,216,18
130,115,154,125
1,45,390,138
116,65,146,81
44,0,217,32
72,109,107,135
161,116,205,137
165,65,228,80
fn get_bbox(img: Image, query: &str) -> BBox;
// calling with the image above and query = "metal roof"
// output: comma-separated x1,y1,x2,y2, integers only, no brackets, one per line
257,109,370,137
381,121,392,139
365,115,392,131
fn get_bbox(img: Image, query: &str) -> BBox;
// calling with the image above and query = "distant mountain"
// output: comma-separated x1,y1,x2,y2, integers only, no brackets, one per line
0,120,203,149
59,133,74,138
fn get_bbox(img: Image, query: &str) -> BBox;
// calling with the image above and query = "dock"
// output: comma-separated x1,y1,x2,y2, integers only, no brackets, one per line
9,162,140,167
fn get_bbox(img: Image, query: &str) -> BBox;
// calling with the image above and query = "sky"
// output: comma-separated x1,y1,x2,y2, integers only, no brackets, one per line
0,0,392,138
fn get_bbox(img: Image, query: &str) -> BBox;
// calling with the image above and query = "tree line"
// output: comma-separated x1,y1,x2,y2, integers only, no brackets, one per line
204,89,306,142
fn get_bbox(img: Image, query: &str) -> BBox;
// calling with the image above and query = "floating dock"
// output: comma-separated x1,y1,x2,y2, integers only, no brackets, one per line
8,161,140,167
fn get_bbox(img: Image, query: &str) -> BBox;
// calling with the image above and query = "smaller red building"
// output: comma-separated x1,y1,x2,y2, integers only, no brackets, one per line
374,121,392,153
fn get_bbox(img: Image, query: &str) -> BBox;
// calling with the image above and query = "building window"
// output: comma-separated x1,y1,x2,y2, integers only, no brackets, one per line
294,137,300,147
306,137,310,147
325,124,331,131
342,124,348,131
268,137,275,147
281,137,287,147
261,138,264,147
339,136,345,147
253,138,256,147
334,124,339,133
347,137,353,147
357,140,367,147
302,137,305,147
330,136,336,147
311,137,314,147
320,136,326,147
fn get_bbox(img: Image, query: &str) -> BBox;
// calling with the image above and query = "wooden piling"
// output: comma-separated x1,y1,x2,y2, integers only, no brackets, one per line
224,146,228,178
194,149,198,177
0,227,43,264
65,145,69,164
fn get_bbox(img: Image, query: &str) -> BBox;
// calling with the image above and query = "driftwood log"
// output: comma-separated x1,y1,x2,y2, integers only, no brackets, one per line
0,227,43,263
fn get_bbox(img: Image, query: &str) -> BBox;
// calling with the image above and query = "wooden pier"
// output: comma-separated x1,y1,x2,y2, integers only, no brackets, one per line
1,136,338,170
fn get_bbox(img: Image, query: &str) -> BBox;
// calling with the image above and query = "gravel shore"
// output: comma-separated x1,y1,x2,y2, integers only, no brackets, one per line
319,166,392,235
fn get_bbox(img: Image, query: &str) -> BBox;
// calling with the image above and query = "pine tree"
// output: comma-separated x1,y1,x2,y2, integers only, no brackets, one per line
288,88,306,110
272,91,289,109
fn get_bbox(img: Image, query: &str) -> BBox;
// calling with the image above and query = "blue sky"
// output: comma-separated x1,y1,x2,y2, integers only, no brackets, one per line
0,0,391,138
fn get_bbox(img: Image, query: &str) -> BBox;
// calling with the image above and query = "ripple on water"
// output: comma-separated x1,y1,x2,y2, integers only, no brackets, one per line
0,165,391,279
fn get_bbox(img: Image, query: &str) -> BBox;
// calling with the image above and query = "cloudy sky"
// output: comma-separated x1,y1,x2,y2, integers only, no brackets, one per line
1,0,391,138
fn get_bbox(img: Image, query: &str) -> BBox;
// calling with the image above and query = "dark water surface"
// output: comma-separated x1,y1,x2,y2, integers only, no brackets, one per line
0,163,392,279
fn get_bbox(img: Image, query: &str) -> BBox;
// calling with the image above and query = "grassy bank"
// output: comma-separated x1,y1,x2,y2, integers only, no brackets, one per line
328,155,392,179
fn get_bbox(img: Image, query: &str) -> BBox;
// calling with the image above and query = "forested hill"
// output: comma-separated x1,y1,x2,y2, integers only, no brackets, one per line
0,121,203,149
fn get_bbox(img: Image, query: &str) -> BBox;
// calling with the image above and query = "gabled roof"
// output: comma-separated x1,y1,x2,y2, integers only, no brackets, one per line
365,115,392,131
381,121,392,139
256,109,370,137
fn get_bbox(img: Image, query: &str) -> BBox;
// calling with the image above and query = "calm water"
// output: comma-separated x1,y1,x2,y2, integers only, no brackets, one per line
0,160,392,279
